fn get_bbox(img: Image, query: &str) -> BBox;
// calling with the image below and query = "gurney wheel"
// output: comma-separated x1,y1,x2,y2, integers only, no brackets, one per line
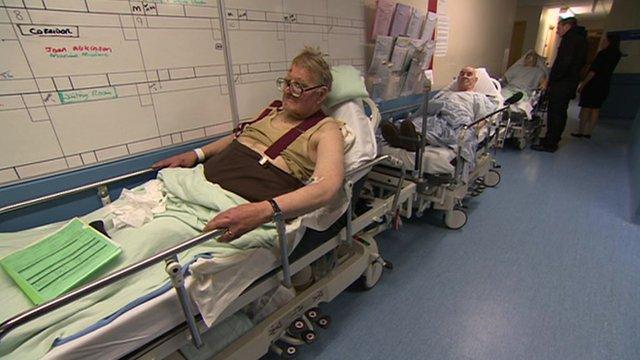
271,342,298,359
316,315,331,329
302,330,317,344
444,208,467,230
305,308,320,320
288,319,307,334
350,258,383,291
363,260,383,289
483,170,501,187
282,344,298,359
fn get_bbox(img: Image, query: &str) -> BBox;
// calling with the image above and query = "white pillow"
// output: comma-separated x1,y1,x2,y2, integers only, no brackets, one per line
328,100,377,176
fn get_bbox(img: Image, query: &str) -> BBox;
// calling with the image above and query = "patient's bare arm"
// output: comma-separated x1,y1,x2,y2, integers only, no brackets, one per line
205,122,345,242
152,134,234,169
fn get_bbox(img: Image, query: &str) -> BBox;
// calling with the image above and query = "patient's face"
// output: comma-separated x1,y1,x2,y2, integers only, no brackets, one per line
281,64,327,120
457,67,477,91
524,54,536,67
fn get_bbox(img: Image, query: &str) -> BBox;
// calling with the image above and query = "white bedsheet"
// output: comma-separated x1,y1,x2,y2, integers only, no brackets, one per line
43,246,283,360
378,125,490,176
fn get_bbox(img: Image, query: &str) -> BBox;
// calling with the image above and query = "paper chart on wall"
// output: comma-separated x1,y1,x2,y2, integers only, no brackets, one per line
0,0,367,186
434,14,449,57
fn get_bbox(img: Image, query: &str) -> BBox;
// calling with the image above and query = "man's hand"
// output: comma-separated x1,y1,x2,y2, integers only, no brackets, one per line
152,151,198,169
576,82,584,94
204,202,274,242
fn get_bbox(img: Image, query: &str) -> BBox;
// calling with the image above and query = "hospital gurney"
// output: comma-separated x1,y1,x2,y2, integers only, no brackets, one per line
498,52,549,150
376,69,508,229
0,98,414,360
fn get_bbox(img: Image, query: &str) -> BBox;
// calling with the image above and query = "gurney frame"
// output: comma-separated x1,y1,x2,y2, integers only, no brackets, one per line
0,154,413,359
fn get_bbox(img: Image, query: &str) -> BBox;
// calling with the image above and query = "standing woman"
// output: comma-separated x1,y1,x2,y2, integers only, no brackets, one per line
573,33,622,139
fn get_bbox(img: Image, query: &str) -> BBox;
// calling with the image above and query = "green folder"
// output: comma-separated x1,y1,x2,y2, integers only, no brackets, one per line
0,218,122,305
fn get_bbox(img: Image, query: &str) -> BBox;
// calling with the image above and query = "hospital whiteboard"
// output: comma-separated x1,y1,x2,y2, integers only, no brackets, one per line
0,0,366,185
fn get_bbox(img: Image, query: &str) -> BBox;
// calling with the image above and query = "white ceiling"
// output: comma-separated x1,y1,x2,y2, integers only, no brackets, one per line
517,0,613,20
517,0,613,15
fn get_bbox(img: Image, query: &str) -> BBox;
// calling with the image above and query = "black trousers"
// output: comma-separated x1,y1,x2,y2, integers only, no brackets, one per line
545,81,578,147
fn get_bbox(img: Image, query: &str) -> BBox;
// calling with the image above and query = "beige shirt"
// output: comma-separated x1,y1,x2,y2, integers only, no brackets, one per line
238,108,340,182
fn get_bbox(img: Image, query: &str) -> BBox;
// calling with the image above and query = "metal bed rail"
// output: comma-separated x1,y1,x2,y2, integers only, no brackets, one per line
378,102,423,117
0,228,224,344
0,168,156,216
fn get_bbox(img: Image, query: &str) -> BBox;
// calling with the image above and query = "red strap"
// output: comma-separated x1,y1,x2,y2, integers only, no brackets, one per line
427,0,437,13
264,109,327,160
234,100,282,137
427,0,437,70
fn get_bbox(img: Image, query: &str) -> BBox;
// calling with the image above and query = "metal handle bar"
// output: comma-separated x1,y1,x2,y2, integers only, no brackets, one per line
0,168,156,216
463,104,511,130
379,103,423,116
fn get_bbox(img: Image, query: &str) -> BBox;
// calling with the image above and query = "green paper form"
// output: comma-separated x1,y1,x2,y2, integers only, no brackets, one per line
0,218,121,305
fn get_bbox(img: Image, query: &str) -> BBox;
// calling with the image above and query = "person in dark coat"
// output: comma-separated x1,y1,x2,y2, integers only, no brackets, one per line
532,17,587,152
572,33,623,138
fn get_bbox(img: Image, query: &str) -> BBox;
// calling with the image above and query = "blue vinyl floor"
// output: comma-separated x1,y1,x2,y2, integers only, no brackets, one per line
294,117,640,359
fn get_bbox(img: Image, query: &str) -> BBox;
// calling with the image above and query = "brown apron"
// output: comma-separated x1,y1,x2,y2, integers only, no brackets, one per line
203,140,304,202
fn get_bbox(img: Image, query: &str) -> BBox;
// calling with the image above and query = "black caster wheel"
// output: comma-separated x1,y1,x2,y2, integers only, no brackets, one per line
271,342,298,359
282,344,297,359
288,318,307,334
316,315,331,329
301,330,317,344
305,308,320,321
383,260,394,270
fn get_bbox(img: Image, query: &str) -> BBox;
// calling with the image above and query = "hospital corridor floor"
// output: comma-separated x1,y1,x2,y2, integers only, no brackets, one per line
282,118,640,360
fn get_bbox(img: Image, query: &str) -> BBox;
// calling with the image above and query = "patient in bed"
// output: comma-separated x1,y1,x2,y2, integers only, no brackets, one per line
0,49,346,359
153,47,344,242
381,66,499,169
502,51,547,98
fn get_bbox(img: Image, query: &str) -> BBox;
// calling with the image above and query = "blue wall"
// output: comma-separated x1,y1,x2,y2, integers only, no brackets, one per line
600,73,640,120
593,73,640,223
631,107,640,224
0,138,217,232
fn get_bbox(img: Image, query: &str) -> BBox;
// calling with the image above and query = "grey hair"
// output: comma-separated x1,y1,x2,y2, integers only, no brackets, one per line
292,46,333,90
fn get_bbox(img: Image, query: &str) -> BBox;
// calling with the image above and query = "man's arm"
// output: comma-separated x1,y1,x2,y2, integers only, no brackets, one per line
549,36,577,82
152,134,234,169
205,122,345,242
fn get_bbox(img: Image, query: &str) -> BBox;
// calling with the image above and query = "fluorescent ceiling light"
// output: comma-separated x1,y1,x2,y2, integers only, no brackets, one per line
559,8,575,19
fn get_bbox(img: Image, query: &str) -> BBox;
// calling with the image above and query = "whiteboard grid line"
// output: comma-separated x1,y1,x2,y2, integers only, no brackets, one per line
3,2,69,168
0,0,368,184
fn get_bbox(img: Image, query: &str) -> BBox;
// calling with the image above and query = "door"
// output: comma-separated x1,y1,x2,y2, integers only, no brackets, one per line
508,21,527,68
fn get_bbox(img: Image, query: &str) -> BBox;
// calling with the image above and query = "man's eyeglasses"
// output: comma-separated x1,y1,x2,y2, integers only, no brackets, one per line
276,77,324,98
